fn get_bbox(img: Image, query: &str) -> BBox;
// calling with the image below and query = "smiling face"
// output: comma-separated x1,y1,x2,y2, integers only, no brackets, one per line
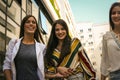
55,24,67,41
24,17,37,35
111,6,120,26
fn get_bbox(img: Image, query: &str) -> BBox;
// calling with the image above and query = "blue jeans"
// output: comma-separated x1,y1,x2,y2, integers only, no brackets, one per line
110,70,120,80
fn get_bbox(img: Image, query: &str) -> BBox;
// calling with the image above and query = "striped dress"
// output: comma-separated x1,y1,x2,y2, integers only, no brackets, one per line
46,38,95,80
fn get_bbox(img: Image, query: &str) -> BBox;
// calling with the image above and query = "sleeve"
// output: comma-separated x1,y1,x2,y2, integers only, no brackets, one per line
100,36,109,76
3,39,17,71
78,41,96,79
44,55,56,74
45,66,56,73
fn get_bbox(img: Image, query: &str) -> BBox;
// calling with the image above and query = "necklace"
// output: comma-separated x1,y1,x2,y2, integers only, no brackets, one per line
112,31,120,39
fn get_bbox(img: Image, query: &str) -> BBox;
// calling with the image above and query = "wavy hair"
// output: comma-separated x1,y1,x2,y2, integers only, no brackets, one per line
45,19,71,66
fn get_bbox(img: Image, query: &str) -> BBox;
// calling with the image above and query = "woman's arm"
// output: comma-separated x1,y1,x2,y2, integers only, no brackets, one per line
45,72,64,79
57,66,73,76
45,66,71,79
3,39,17,80
4,69,12,80
78,48,96,79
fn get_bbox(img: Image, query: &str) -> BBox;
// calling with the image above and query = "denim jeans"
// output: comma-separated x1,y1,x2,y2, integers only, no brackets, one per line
110,70,120,80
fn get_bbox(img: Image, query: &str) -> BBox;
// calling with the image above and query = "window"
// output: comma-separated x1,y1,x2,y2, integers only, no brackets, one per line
7,1,21,25
2,0,13,7
80,35,84,39
26,0,32,15
88,41,93,45
82,43,86,46
0,1,6,13
89,34,92,38
88,28,91,32
80,29,83,33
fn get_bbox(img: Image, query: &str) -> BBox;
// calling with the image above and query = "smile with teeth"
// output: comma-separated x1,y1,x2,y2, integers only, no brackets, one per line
58,34,64,37
114,18,120,22
28,27,35,30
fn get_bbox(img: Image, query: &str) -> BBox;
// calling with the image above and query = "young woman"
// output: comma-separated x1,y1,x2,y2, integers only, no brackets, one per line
3,15,45,80
101,2,120,80
45,19,95,80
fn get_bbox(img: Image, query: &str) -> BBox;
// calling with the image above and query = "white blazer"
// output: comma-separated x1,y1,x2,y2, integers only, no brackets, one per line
3,38,46,80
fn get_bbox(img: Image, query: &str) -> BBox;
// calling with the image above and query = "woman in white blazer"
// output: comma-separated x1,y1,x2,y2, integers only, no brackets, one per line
3,15,46,80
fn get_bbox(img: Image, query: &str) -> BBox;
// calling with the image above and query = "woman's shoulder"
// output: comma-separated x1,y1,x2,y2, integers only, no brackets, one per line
72,37,81,42
71,37,82,45
103,31,113,40
36,41,46,48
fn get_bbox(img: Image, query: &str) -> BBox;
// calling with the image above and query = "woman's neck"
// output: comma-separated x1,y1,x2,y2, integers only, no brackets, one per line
57,40,63,51
22,35,35,44
113,27,120,34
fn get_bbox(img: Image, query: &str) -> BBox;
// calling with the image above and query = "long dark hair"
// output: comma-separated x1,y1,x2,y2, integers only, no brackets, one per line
19,15,44,43
109,2,120,30
45,19,71,66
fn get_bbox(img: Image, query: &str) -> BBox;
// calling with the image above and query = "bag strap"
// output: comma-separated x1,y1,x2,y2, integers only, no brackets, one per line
111,32,120,48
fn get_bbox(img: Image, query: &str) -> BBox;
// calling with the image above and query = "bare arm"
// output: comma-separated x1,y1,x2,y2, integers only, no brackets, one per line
45,72,64,79
4,69,12,80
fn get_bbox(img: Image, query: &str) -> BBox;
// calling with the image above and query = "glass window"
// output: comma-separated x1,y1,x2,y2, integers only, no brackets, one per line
7,17,19,38
2,0,13,7
39,11,52,43
0,1,6,13
22,0,26,12
89,34,92,38
7,1,21,25
88,28,91,32
22,10,26,19
0,11,6,26
80,35,84,39
40,11,48,34
26,0,32,15
80,29,83,33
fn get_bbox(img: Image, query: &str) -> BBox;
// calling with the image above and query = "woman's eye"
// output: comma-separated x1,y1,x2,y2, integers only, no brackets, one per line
112,12,116,15
25,21,36,24
32,21,36,24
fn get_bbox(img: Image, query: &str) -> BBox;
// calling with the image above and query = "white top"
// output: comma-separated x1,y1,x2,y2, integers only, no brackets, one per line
101,31,120,76
3,38,46,80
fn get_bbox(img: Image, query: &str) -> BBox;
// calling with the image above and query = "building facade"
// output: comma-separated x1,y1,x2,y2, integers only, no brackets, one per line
76,22,110,80
93,23,110,80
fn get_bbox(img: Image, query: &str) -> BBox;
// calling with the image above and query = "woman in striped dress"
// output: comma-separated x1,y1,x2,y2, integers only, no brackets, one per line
45,19,95,80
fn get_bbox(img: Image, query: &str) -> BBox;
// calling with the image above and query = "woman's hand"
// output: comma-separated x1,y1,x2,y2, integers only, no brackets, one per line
55,72,64,78
57,66,73,77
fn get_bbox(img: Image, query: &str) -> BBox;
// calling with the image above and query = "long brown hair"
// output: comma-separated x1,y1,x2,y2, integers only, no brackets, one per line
109,2,120,30
45,19,71,66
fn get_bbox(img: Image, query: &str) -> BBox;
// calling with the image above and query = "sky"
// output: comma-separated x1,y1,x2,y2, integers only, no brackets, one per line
68,0,118,24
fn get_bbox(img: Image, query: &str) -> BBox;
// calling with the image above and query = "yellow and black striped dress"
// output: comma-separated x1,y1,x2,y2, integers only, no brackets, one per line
46,38,95,80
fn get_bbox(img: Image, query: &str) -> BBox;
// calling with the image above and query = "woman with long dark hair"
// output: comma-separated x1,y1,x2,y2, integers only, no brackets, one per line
101,2,120,80
45,19,95,80
3,15,45,80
